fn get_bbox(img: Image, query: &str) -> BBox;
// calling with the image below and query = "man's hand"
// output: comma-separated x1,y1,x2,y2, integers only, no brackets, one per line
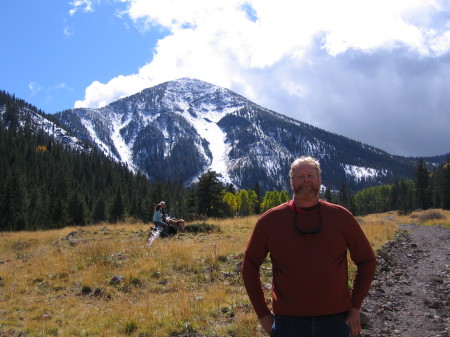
259,314,274,335
347,308,361,337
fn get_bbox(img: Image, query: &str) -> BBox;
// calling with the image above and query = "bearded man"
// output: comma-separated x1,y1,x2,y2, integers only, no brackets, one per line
242,156,376,337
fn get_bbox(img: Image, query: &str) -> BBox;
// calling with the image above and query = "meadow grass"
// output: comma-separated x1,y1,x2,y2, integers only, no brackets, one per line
400,208,450,228
1,210,446,336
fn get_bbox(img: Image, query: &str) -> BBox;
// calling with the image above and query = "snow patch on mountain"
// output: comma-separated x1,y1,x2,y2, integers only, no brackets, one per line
0,106,85,152
111,113,137,173
80,117,112,157
180,103,234,184
43,77,422,191
196,118,231,183
343,164,389,182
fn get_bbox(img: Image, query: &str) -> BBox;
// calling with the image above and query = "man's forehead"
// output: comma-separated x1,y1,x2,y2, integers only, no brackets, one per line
293,163,316,172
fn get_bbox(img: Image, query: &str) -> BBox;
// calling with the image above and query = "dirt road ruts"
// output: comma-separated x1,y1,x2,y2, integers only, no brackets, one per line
361,224,449,337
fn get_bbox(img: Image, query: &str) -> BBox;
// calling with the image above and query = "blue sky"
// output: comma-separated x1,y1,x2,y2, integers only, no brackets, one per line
0,0,164,112
1,0,450,157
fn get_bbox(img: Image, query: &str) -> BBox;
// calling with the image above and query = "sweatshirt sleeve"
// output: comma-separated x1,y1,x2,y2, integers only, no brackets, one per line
241,219,272,319
346,215,377,309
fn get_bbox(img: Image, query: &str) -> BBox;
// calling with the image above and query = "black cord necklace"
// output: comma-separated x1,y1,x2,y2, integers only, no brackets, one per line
293,202,323,234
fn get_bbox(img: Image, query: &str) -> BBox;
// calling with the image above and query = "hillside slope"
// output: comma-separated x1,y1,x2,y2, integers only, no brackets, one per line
53,79,437,191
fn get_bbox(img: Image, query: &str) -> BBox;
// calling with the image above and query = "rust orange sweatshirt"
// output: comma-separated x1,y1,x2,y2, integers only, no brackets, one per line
242,200,376,319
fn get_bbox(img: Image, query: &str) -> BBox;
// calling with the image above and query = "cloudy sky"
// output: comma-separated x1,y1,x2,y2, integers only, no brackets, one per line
1,0,450,157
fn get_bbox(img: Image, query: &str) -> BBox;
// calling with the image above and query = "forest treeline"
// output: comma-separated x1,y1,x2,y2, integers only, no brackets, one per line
219,157,450,217
1,91,449,231
2,113,448,232
330,157,450,215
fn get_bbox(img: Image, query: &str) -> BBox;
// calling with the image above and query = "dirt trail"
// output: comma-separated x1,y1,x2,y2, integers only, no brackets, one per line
361,224,450,337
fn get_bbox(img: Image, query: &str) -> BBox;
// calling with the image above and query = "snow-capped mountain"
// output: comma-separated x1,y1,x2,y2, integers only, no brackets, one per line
0,98,87,152
50,78,428,191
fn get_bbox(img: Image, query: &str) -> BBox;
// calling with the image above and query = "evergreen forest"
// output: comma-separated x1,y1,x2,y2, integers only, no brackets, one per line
349,158,450,215
1,90,449,232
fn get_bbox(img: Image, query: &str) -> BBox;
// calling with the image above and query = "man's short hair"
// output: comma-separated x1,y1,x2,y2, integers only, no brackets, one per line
290,156,321,181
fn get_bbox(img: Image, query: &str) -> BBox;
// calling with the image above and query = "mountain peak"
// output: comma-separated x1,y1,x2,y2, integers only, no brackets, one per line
51,79,422,191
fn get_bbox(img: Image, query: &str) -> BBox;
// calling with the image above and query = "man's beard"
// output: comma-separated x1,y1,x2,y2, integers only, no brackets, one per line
294,184,320,200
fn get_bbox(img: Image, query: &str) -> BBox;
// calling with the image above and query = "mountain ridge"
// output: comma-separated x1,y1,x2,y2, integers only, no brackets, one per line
1,82,448,192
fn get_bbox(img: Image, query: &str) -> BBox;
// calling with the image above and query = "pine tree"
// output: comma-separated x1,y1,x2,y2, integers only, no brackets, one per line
93,197,106,223
389,181,400,210
443,162,450,209
226,183,236,194
3,104,20,133
49,170,69,228
108,188,125,223
399,179,415,214
324,187,332,202
415,158,431,210
67,192,85,226
196,170,226,217
0,170,26,231
338,181,350,209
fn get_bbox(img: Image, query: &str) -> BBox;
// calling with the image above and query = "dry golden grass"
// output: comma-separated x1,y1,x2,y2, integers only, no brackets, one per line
2,210,445,336
355,211,399,252
398,208,450,228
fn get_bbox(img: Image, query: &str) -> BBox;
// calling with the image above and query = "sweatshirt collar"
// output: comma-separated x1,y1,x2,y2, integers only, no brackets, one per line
288,199,322,212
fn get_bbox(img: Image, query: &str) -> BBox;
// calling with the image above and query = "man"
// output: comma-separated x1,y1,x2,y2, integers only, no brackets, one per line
242,156,376,337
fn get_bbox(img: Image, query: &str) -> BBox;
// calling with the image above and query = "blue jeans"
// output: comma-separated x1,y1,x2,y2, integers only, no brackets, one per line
270,312,351,337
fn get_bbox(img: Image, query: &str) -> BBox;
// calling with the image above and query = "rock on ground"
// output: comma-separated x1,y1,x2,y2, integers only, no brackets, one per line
361,224,450,337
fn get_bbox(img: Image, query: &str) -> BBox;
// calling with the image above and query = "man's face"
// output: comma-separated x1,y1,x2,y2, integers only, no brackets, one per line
291,163,321,198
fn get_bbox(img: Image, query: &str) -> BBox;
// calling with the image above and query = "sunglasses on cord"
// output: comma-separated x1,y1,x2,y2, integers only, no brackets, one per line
293,203,323,234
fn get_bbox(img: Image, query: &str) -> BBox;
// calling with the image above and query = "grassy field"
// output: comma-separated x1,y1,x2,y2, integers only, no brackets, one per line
0,209,448,337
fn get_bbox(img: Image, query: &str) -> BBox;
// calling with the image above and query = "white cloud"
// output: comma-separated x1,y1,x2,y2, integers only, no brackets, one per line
29,82,42,95
69,0,95,16
63,25,74,38
74,0,450,156
77,0,450,107
75,75,149,108
53,83,74,92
